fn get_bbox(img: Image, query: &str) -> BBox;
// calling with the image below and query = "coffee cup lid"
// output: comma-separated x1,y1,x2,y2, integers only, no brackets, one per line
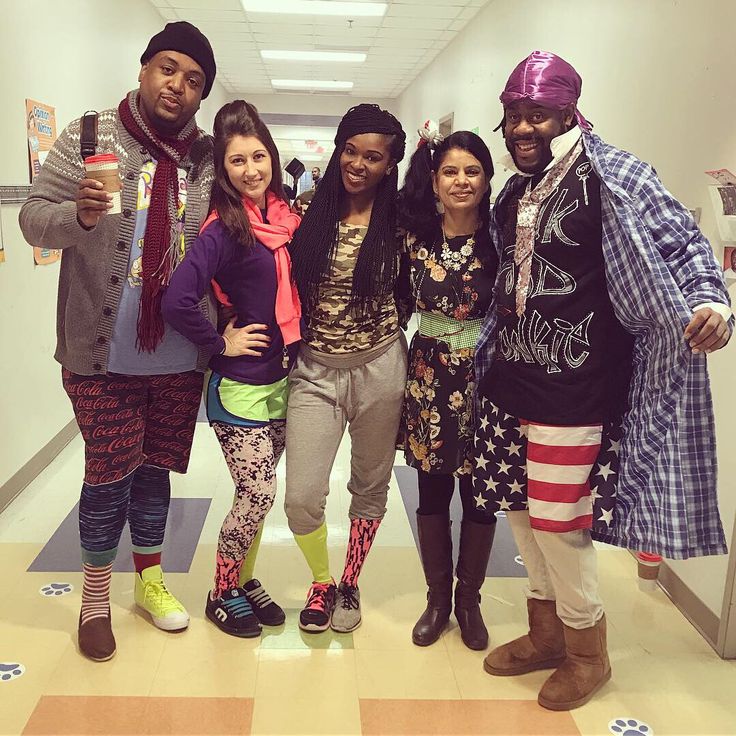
636,552,662,563
85,153,119,165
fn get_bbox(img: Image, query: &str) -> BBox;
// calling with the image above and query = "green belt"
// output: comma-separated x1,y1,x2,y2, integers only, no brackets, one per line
418,312,483,351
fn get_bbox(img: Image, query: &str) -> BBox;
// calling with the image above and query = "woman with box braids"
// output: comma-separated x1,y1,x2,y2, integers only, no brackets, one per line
286,103,411,634
290,103,406,312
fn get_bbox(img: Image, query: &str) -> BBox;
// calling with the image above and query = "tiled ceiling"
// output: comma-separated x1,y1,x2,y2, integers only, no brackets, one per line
148,0,492,99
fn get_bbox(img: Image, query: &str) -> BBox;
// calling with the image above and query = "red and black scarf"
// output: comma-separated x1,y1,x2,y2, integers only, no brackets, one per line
118,91,198,352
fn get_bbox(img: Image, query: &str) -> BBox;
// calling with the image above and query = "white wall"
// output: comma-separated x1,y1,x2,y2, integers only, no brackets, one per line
396,0,736,616
0,0,228,488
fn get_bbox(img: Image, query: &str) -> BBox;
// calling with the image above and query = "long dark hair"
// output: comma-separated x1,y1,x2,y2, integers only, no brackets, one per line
397,130,494,267
289,103,406,313
210,99,286,247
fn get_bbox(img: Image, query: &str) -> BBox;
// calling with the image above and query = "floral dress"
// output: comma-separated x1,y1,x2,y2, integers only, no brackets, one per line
400,232,496,476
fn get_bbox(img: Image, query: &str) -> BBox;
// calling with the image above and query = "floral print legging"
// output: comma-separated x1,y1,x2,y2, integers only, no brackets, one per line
212,420,286,561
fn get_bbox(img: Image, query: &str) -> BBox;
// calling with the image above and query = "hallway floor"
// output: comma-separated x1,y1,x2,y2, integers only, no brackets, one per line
1,425,734,735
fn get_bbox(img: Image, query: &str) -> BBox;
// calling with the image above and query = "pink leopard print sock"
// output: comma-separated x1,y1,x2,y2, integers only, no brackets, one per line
213,552,243,599
340,518,381,587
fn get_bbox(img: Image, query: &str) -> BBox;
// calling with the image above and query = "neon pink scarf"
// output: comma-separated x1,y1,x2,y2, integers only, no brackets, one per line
202,191,302,345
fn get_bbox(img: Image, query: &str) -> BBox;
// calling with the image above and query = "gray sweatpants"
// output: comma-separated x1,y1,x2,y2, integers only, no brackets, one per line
285,335,408,536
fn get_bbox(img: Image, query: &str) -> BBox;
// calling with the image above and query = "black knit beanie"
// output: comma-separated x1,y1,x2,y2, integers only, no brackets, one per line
141,21,216,98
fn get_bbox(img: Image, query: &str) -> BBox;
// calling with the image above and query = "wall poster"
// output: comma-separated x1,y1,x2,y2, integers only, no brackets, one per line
26,98,61,266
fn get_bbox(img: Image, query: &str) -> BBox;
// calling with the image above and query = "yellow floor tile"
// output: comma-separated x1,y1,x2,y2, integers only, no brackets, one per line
571,690,734,736
0,544,44,599
360,698,580,735
43,607,169,697
0,600,79,732
356,647,461,699
254,650,358,702
606,603,717,657
149,620,259,697
444,629,554,701
351,598,422,651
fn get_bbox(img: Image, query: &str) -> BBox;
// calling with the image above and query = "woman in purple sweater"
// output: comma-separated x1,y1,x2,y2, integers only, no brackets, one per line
162,100,302,638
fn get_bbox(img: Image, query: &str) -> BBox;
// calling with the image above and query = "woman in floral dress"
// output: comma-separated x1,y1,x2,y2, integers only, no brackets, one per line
397,126,498,650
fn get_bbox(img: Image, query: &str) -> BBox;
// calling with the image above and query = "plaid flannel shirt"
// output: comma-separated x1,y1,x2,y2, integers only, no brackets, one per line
475,131,731,559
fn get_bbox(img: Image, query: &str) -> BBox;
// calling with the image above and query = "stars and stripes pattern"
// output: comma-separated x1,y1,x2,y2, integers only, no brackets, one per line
471,398,621,534
525,423,601,533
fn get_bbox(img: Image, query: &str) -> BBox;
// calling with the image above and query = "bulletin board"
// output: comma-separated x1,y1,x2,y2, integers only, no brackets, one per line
26,98,61,266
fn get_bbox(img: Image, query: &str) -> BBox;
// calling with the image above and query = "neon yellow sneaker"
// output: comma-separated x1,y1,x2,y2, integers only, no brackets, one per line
134,565,189,631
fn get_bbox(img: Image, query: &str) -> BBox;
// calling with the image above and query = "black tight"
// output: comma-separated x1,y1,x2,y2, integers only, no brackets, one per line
417,471,496,525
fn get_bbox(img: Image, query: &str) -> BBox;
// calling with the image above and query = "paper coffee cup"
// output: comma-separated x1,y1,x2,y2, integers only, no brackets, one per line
84,153,121,215
636,552,662,591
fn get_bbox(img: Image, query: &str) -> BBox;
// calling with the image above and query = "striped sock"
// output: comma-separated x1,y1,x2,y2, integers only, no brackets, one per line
80,562,113,626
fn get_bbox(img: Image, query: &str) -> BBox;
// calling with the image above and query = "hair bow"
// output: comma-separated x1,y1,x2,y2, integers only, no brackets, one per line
417,119,443,150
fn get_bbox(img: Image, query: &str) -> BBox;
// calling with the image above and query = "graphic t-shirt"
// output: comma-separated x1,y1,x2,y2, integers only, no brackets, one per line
108,160,198,375
481,150,633,424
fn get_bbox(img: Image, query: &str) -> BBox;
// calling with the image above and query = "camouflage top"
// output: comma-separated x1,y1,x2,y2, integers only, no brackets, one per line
306,223,400,354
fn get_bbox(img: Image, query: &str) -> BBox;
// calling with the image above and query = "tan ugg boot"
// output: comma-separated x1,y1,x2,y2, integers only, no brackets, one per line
484,598,565,676
537,614,611,711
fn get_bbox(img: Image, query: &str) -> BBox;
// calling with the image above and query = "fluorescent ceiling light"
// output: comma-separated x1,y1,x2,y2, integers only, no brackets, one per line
272,79,354,90
243,1,387,17
262,50,366,63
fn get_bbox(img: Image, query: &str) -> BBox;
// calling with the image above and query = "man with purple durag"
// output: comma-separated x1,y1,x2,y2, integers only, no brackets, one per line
472,50,731,710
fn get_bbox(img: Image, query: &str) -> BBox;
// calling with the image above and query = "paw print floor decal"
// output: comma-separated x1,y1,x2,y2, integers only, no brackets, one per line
609,718,654,736
39,583,74,597
0,663,25,682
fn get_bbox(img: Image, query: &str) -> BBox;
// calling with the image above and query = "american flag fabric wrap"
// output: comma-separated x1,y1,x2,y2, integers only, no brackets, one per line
513,139,583,316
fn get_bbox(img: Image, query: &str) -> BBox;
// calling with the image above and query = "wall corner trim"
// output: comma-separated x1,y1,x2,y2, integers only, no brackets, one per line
0,419,79,513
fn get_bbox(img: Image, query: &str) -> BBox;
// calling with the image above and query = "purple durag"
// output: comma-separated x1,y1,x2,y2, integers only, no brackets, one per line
499,50,592,130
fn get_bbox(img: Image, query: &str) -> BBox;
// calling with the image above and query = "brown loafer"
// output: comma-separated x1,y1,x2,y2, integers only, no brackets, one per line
78,611,116,662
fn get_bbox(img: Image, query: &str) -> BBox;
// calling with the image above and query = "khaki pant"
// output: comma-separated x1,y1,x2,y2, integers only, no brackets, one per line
506,510,604,629
285,336,408,536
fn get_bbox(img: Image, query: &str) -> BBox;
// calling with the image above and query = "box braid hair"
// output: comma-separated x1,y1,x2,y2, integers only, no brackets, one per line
289,104,406,314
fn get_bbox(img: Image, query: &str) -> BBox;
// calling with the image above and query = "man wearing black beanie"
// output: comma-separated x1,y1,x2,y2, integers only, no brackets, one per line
19,22,217,662
138,21,217,133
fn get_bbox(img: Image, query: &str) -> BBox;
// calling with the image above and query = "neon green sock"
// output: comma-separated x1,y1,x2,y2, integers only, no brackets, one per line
294,522,331,583
238,525,264,586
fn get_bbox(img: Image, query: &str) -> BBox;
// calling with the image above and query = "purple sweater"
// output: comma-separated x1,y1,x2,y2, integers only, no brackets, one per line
162,219,299,385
